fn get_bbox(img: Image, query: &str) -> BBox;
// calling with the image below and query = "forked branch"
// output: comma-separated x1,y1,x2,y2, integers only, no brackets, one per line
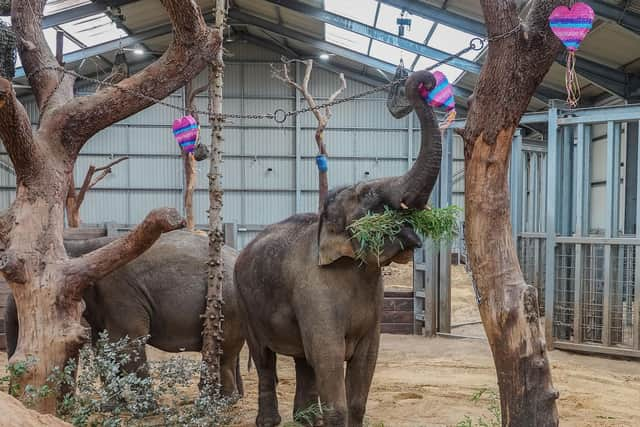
11,0,62,112
63,208,185,296
75,156,129,208
50,0,221,153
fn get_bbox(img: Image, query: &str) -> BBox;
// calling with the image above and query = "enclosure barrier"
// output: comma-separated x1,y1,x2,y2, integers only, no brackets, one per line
416,103,640,358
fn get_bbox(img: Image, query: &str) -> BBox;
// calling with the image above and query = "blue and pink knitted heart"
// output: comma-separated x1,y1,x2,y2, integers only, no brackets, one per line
549,2,594,107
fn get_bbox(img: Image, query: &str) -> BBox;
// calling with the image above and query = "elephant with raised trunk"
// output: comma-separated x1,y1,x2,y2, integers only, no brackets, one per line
234,70,442,427
5,230,244,397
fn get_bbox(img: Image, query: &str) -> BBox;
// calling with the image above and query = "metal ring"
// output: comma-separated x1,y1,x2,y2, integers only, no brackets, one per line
470,38,485,51
273,109,287,123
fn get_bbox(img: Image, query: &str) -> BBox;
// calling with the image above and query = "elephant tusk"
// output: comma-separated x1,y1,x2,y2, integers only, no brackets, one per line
400,202,409,210
425,204,432,211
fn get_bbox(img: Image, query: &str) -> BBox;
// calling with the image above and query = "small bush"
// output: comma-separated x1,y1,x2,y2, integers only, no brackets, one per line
2,332,233,426
456,388,501,427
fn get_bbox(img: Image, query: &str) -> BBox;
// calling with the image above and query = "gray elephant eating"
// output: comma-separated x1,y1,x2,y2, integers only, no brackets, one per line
234,70,442,427
5,230,244,397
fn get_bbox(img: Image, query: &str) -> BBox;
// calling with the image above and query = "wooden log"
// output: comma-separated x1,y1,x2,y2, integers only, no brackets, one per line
382,311,414,324
381,323,414,335
383,298,413,312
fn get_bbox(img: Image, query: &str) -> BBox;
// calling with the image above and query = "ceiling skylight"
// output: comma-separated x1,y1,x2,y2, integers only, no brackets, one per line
44,0,91,16
324,0,379,26
325,24,370,54
428,24,480,61
369,41,416,67
43,28,82,53
414,56,463,83
59,13,127,47
375,3,434,44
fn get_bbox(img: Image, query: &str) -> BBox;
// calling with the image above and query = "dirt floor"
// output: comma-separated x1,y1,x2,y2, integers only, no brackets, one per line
2,264,640,426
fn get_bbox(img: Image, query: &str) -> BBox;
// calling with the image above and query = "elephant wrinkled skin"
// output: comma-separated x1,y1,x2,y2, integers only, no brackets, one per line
234,70,443,427
5,230,244,397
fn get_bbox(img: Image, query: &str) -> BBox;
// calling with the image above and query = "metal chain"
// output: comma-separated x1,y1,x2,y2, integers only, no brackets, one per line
32,38,485,123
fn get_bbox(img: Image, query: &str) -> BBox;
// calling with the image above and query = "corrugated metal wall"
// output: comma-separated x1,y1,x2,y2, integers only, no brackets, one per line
0,42,426,248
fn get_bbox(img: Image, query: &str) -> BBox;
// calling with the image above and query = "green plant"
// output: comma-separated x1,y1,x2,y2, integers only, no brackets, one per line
456,388,501,427
0,356,39,398
2,332,233,426
347,205,461,263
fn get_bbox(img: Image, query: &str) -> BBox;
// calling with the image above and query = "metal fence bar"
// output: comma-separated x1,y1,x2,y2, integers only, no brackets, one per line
438,129,453,334
573,123,587,344
510,129,523,245
545,107,559,348
602,121,617,346
635,121,640,350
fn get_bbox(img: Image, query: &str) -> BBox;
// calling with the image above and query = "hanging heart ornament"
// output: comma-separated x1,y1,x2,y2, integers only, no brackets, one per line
172,115,199,153
418,70,456,129
549,2,594,108
549,2,594,51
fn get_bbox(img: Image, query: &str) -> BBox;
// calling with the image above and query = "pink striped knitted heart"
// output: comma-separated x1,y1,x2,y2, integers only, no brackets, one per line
172,115,199,153
549,2,594,52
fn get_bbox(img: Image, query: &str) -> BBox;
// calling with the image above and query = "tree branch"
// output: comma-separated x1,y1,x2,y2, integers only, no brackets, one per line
75,156,128,212
0,250,27,284
49,0,220,154
12,0,63,112
62,208,185,297
0,79,37,173
324,72,346,122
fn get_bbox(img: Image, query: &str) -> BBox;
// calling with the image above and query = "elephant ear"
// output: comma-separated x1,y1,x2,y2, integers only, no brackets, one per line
317,219,356,266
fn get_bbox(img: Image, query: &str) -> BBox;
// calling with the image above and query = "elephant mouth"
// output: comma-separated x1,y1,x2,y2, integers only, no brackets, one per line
397,225,422,250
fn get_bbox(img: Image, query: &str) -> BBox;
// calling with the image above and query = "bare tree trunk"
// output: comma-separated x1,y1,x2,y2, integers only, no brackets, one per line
200,0,226,393
183,81,207,231
0,0,220,412
272,60,345,210
315,125,328,208
461,1,565,425
65,172,80,228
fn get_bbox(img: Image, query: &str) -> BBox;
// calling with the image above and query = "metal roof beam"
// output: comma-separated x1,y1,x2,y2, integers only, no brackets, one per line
14,22,173,78
377,0,485,36
261,0,481,74
587,0,640,34
42,3,104,28
230,10,473,99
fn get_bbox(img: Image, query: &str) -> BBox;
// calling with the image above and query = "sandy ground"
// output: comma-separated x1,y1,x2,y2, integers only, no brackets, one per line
2,264,640,426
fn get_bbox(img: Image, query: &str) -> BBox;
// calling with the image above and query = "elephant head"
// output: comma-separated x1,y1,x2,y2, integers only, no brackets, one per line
318,70,442,267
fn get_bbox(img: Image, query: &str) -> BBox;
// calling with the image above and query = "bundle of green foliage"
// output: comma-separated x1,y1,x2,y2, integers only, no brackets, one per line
347,205,461,263
2,332,233,426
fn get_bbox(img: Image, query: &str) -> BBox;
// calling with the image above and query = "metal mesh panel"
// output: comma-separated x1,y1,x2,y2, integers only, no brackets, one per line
611,245,636,347
554,243,576,340
582,244,605,344
517,236,546,314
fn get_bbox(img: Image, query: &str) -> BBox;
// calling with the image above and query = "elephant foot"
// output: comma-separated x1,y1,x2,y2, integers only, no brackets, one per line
256,413,282,427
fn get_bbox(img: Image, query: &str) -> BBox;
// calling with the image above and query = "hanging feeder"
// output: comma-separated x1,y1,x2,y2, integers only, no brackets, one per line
549,2,594,108
419,71,456,129
172,115,199,153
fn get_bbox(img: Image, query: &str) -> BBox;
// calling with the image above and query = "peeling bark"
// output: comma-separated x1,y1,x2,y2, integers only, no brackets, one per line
462,1,566,426
0,0,220,413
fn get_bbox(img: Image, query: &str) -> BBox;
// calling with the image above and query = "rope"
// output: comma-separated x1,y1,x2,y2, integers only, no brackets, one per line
30,38,485,123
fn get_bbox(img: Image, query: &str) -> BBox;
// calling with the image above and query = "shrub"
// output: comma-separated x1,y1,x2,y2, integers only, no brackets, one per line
456,388,501,427
2,332,233,426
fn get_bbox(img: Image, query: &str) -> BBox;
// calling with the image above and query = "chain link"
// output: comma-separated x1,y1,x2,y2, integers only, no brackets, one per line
33,38,485,123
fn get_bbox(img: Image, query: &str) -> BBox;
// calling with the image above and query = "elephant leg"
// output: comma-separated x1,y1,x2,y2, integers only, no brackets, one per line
251,342,281,427
220,352,238,398
345,330,380,427
293,357,320,426
306,338,347,427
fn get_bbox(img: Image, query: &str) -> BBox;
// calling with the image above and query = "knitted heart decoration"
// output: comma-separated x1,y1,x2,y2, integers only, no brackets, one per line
418,71,456,129
549,2,594,52
548,2,594,108
172,115,199,153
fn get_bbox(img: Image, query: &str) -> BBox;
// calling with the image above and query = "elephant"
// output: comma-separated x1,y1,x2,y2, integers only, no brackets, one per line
5,230,244,397
234,70,442,427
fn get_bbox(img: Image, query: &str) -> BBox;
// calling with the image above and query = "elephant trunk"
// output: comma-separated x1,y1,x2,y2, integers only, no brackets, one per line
394,70,442,209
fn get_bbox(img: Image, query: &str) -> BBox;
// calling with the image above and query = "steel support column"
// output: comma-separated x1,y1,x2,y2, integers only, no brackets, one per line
545,107,559,348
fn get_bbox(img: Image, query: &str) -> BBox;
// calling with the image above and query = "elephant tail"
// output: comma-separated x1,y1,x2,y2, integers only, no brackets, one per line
235,356,244,397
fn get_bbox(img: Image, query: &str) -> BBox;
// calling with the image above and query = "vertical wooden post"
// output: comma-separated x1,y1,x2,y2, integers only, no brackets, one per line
55,30,64,65
201,0,226,394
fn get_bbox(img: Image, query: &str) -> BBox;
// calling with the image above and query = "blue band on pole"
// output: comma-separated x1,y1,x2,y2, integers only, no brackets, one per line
315,155,328,172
